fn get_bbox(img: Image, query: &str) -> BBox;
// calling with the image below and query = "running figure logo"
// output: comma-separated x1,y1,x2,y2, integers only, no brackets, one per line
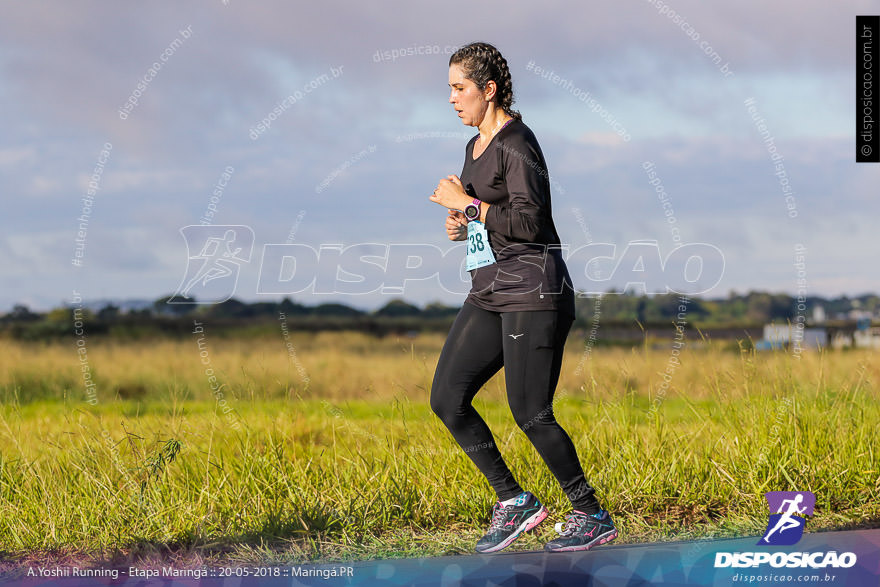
173,225,254,303
758,491,815,546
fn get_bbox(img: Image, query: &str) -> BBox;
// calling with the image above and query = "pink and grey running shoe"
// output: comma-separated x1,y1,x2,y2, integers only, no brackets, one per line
475,491,548,554
544,509,618,552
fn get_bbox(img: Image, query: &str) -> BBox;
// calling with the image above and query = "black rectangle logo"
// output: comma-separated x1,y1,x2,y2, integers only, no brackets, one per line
857,15,879,162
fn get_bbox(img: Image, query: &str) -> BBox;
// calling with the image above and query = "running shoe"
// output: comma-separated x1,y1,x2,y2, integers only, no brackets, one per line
474,491,548,554
544,509,618,552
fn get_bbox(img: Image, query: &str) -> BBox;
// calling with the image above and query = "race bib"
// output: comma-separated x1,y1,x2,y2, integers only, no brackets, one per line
466,220,497,271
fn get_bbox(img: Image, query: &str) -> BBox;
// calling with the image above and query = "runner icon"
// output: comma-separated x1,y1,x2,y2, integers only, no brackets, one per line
181,229,246,296
761,493,806,543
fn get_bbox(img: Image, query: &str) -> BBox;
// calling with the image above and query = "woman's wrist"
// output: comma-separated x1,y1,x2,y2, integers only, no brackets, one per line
463,196,490,223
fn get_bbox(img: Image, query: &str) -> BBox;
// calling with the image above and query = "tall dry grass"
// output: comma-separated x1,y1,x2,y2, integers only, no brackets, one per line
0,333,877,566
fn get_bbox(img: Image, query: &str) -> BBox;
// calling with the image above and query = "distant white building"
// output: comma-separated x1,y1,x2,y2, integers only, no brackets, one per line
758,323,826,350
848,309,873,321
827,320,880,350
853,326,880,349
812,305,825,324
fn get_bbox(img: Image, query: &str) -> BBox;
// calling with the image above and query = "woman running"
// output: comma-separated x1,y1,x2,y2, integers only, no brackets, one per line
428,42,617,554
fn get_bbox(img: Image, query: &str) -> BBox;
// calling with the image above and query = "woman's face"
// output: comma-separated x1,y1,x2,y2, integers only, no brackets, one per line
448,64,488,127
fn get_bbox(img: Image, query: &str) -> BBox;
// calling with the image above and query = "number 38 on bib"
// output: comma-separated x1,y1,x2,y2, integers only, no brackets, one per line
465,220,497,271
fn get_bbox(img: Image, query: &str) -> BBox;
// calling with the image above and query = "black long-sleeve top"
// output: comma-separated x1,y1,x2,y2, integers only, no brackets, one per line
459,118,576,316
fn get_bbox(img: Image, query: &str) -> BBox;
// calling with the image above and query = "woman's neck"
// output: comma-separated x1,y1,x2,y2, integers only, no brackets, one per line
478,108,511,143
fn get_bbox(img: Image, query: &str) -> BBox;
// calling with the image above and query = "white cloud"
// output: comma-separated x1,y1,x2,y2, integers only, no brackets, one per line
0,146,36,167
0,0,876,309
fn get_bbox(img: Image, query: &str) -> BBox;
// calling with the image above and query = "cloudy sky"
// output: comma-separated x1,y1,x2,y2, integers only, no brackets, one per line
1,0,877,312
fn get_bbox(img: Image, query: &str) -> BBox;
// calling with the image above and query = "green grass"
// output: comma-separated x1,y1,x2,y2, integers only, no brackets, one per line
0,337,878,570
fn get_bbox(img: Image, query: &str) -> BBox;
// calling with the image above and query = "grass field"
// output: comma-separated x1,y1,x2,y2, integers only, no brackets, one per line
0,330,878,570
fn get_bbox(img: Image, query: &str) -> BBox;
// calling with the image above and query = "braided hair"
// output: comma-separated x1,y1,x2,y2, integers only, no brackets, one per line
449,42,522,121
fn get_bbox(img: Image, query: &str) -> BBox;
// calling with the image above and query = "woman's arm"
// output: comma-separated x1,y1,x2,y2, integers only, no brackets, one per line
483,136,548,241
430,175,490,223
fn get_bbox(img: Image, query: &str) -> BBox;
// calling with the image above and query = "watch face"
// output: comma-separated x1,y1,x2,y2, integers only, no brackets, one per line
464,204,479,220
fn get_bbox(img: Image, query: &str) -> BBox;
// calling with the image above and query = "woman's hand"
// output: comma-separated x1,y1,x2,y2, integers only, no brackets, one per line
445,209,468,241
430,175,469,210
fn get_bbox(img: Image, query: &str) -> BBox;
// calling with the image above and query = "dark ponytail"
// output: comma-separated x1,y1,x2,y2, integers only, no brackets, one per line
449,42,522,121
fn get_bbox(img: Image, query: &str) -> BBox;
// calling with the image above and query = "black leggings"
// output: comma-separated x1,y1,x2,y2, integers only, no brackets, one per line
430,301,599,512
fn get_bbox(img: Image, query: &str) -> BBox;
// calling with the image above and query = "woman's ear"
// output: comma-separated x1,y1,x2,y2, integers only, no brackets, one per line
484,80,497,102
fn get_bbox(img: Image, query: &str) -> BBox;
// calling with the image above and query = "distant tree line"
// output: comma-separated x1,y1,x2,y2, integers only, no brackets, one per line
1,291,877,341
576,291,880,326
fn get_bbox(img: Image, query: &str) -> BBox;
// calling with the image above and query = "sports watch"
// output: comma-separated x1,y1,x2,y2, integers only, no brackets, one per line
464,198,482,221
